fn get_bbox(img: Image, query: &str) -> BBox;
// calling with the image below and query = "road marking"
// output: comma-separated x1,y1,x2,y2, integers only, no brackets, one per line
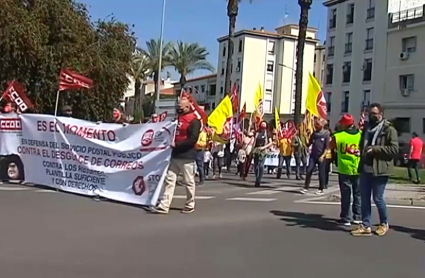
35,189,58,193
246,190,280,195
226,197,277,202
0,186,32,191
294,187,341,203
296,201,425,210
173,195,215,200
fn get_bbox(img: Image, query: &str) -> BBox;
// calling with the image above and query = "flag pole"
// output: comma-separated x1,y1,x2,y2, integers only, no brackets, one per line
54,90,60,117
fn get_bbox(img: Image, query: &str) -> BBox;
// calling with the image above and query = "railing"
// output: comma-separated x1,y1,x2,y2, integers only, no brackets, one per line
327,46,335,56
367,7,375,19
390,5,424,23
345,43,352,54
365,38,373,50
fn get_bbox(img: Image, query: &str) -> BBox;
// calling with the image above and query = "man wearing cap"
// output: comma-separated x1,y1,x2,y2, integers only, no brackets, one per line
331,114,362,226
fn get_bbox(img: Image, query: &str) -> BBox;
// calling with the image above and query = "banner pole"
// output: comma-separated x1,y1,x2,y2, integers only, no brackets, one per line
54,90,60,117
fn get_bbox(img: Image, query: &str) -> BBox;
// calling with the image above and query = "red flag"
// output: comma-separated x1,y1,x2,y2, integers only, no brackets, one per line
159,111,168,122
1,81,33,112
229,83,239,112
58,69,93,91
238,102,246,123
181,90,207,124
282,120,297,139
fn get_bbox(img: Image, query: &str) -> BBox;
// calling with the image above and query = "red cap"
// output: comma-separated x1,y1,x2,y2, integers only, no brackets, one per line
339,114,354,126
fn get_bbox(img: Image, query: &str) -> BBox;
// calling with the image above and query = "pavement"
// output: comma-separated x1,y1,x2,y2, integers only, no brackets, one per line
0,172,425,278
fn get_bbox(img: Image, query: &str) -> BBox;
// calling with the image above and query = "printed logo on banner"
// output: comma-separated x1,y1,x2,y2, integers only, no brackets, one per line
0,118,22,134
140,126,171,152
141,129,154,147
132,176,146,196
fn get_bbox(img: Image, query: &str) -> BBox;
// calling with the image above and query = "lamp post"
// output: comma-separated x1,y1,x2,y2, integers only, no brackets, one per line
293,0,313,126
155,0,166,113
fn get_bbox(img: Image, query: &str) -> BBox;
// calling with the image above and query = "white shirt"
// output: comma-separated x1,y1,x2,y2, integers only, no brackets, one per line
212,143,225,157
204,151,212,163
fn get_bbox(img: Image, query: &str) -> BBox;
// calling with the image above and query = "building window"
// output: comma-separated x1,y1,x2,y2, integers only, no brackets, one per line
343,62,351,83
394,117,411,133
346,3,354,24
236,58,241,72
402,37,417,53
325,92,332,113
326,64,334,84
222,46,226,57
220,86,223,94
365,27,374,50
400,74,415,90
238,40,243,52
328,36,335,57
363,59,372,81
267,41,275,54
265,80,273,92
329,8,337,29
221,61,225,75
201,85,205,93
209,84,216,96
362,90,370,109
212,102,216,109
367,0,375,20
231,63,233,74
341,91,349,113
422,118,425,134
345,32,353,54
264,100,272,113
267,61,274,72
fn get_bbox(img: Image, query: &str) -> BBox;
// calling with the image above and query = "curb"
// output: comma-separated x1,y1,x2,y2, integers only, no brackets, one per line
329,194,425,207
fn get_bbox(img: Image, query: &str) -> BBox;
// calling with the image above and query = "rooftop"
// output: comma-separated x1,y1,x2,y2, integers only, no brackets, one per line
173,73,217,85
323,0,347,7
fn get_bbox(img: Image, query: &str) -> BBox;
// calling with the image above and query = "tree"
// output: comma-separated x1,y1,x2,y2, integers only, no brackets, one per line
129,49,151,122
141,38,172,114
169,41,214,90
225,0,252,95
293,0,313,126
0,0,135,121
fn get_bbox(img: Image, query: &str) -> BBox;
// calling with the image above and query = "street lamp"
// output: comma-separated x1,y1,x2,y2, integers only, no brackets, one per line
155,0,166,113
293,0,313,126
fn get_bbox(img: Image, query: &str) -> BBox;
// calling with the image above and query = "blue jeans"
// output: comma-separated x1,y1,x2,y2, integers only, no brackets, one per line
338,174,361,222
304,157,326,190
195,150,204,182
253,154,265,186
277,155,291,178
360,173,389,228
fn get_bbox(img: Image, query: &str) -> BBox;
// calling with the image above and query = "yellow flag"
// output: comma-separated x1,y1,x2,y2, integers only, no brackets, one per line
208,95,233,134
305,73,327,119
254,83,263,111
274,107,280,132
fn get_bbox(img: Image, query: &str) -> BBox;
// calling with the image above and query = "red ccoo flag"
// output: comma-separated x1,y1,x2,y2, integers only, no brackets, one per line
358,109,366,130
1,81,33,112
58,69,93,91
229,83,239,112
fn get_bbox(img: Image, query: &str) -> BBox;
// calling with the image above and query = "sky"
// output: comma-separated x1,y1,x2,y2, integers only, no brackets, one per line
80,0,327,80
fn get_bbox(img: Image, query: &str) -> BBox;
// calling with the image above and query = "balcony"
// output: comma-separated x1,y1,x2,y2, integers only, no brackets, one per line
388,5,425,28
367,7,375,20
344,43,352,54
365,38,373,51
327,46,335,57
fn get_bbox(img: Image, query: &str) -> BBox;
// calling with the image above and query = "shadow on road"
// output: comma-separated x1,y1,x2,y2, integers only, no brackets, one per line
391,225,425,242
270,210,350,232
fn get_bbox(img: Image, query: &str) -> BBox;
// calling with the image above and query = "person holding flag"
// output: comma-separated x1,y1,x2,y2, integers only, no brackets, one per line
252,121,273,187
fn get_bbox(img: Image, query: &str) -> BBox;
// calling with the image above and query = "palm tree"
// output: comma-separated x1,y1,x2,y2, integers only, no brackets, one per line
293,0,313,126
225,0,252,95
169,41,214,90
142,39,172,111
129,49,151,121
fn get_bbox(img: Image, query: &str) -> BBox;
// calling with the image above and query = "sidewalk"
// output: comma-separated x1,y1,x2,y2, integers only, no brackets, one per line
328,183,425,206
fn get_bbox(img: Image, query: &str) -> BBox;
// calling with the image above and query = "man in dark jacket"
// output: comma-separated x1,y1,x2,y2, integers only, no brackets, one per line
152,98,201,214
351,103,398,237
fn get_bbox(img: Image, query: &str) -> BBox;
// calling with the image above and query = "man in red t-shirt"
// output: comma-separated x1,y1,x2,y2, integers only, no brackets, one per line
408,132,423,183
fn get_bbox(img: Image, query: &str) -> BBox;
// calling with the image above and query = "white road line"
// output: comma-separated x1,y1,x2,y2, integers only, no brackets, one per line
294,187,341,203
226,197,277,202
35,189,58,193
246,190,280,195
173,195,215,200
297,201,425,210
0,186,32,191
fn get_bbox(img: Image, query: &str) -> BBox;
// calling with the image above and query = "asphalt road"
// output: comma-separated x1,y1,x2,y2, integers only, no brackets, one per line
0,173,424,278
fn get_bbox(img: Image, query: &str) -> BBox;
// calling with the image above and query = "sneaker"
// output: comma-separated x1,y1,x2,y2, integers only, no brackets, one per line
212,175,216,179
150,206,168,215
181,207,195,214
300,188,308,194
219,174,223,178
375,223,389,236
337,219,351,226
315,190,324,195
351,225,372,237
353,220,362,225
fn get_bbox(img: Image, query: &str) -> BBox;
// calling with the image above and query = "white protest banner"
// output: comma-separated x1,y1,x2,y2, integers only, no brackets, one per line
0,114,176,207
251,150,306,167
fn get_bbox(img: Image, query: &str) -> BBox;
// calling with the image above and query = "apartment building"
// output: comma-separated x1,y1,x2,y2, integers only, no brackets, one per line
173,74,217,112
216,24,319,117
323,0,388,127
313,45,326,86
384,4,425,141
